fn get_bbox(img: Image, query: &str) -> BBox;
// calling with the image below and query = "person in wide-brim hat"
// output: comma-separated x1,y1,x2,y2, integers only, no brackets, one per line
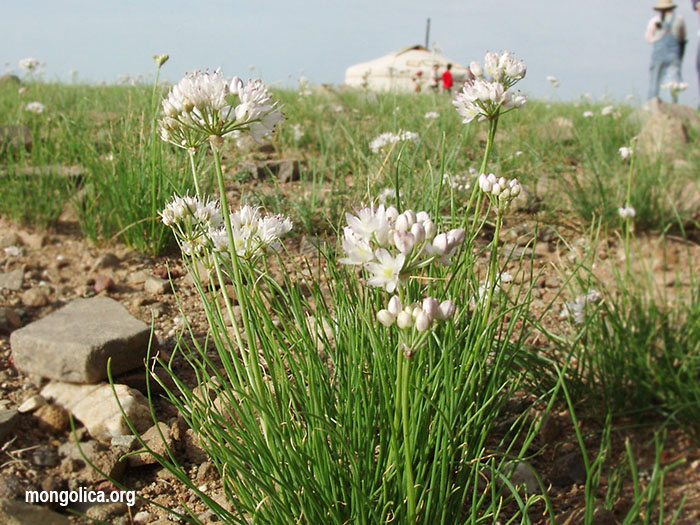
653,0,677,10
646,0,686,102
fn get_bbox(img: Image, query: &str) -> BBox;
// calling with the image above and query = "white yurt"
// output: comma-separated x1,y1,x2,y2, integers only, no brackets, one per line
344,45,470,93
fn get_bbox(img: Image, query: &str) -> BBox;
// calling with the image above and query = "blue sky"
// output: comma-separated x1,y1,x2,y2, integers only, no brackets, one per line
3,0,700,104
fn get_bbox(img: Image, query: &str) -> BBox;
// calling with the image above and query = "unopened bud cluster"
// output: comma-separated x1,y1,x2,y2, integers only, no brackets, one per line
340,204,465,292
454,50,527,123
478,173,521,207
377,296,455,332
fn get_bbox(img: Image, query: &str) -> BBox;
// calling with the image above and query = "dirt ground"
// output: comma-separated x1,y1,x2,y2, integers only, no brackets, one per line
1,177,700,523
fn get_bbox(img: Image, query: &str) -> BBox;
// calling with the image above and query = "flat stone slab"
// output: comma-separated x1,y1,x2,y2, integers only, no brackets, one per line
11,297,155,383
0,498,72,525
0,410,19,442
0,268,24,291
42,381,152,441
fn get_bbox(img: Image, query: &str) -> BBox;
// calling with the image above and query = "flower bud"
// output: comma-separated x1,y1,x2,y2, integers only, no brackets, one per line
446,228,465,248
395,214,409,232
415,311,431,332
470,60,483,77
153,54,169,67
396,311,413,329
387,295,403,316
410,223,425,244
393,231,415,255
416,211,430,223
437,300,456,320
422,297,439,320
386,206,399,222
377,309,396,327
423,219,437,240
403,210,417,227
432,233,449,255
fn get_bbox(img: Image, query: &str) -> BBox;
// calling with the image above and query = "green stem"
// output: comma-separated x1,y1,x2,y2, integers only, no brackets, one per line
481,211,502,326
210,140,269,439
187,149,201,196
399,354,417,523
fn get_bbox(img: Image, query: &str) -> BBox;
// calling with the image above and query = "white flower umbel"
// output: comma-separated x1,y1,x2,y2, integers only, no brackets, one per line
424,111,440,120
160,194,223,256
560,290,602,325
618,205,636,220
661,81,688,99
583,111,594,118
207,204,292,259
453,51,526,124
369,130,420,154
601,105,614,116
618,146,633,160
24,102,46,114
159,69,282,150
340,204,465,290
19,58,40,71
453,78,527,124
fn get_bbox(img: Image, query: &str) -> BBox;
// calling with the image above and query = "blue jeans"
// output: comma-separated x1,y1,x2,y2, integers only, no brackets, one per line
648,56,682,102
697,40,700,107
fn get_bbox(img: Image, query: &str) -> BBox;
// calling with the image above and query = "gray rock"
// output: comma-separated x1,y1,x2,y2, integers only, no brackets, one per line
0,410,19,441
11,297,154,383
18,394,47,413
21,287,49,307
128,422,172,467
111,434,138,451
635,110,688,161
59,440,127,483
0,74,20,87
0,499,71,525
91,253,120,271
85,502,128,522
258,159,301,182
32,446,59,467
509,462,541,494
0,233,21,249
41,382,152,441
0,269,24,291
144,277,171,295
126,270,149,284
0,307,21,334
0,125,32,155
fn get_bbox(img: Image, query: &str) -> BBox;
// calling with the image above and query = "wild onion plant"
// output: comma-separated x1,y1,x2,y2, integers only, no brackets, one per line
134,52,569,524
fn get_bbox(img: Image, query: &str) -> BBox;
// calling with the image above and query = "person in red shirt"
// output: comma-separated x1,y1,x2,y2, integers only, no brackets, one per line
442,63,453,94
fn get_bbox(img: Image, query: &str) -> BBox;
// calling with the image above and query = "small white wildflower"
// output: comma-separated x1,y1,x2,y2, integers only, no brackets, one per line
365,249,406,292
291,123,304,141
369,130,419,153
159,69,282,149
618,206,636,219
601,105,614,116
424,111,440,120
19,57,39,71
560,290,602,325
618,146,633,160
546,75,560,88
24,101,45,114
582,111,594,118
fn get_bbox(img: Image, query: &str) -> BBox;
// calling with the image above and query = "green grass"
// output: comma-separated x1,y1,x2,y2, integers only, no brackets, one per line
2,73,699,522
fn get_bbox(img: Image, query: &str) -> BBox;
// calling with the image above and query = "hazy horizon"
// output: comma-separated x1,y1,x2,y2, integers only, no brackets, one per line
3,1,700,105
